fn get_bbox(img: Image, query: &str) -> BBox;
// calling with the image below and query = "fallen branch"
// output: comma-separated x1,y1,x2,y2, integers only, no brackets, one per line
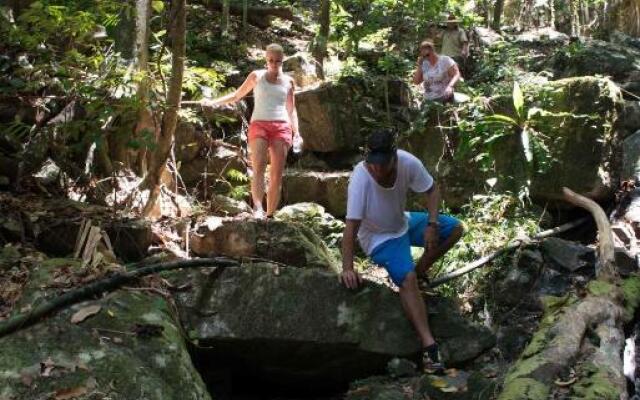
431,216,590,287
562,187,616,279
0,257,239,338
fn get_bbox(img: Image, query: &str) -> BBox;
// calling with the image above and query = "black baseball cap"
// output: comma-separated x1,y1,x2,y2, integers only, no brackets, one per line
366,129,397,165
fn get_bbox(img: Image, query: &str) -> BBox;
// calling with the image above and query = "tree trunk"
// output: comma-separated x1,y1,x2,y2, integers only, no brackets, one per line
241,0,248,37
570,0,579,36
482,0,491,28
549,0,556,29
221,0,230,36
492,0,505,31
141,0,186,217
312,0,330,79
134,0,154,175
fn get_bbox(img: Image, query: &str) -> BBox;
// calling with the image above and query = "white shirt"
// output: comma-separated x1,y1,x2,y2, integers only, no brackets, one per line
346,150,434,255
251,70,291,122
421,56,456,100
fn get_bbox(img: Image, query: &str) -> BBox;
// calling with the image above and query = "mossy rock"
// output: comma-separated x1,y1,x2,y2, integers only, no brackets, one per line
0,291,210,400
0,256,210,399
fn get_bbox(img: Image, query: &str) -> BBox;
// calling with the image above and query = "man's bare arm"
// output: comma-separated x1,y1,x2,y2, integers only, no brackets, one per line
341,219,363,289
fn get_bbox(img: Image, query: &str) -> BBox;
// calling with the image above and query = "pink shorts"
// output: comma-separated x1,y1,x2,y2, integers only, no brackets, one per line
248,120,292,147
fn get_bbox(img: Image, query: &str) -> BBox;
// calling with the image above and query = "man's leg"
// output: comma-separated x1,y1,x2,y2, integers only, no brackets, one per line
370,236,437,348
406,212,464,276
399,271,435,347
417,224,463,275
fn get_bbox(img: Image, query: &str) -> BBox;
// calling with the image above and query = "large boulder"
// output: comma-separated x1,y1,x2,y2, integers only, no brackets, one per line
283,53,320,88
174,265,495,387
282,169,350,217
525,77,624,203
514,28,569,47
0,257,211,400
547,39,640,83
296,77,411,153
189,218,339,271
274,202,345,248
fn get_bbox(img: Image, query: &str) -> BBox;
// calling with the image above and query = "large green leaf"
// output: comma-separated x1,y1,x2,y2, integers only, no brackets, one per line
513,81,524,121
483,114,519,127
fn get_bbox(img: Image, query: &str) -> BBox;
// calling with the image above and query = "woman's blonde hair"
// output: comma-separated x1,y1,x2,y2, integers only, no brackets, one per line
265,43,284,55
419,40,435,50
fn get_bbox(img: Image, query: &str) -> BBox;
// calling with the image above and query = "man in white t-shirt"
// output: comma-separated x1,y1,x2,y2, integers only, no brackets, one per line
340,129,464,374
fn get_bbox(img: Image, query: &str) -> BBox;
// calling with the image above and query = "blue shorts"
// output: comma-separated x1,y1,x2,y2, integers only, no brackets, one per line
370,212,461,287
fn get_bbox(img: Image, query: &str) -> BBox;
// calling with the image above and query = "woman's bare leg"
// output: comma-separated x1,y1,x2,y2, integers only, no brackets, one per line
266,139,289,216
249,138,269,213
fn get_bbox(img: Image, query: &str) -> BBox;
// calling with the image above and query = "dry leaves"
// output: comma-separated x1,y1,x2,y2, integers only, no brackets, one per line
53,385,88,399
70,305,101,324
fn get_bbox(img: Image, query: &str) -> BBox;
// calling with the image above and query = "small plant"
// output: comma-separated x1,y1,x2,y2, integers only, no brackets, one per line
225,168,249,201
483,82,553,175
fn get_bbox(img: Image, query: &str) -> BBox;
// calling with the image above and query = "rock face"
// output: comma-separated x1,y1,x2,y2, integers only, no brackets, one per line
189,219,339,271
547,39,640,84
282,169,350,217
525,77,623,203
514,28,569,47
174,122,246,189
175,265,495,387
283,53,319,88
406,76,624,208
0,258,211,400
296,77,411,153
274,202,345,248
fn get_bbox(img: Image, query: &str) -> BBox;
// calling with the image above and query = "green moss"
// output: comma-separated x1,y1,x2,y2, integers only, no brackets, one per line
0,288,211,400
504,354,547,382
587,280,615,297
497,377,549,400
572,366,621,400
622,275,640,321
521,295,575,358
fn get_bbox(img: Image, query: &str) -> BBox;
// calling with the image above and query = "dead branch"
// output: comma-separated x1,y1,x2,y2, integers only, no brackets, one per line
431,216,590,287
0,257,239,338
562,187,616,279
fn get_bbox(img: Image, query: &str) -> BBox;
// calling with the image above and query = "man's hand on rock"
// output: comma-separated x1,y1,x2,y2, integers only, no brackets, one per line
341,269,362,289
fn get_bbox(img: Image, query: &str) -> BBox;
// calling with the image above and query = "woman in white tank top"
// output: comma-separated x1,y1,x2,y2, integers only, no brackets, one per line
204,43,300,219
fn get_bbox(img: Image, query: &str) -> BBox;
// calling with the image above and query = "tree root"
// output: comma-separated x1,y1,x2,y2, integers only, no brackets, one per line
498,187,631,400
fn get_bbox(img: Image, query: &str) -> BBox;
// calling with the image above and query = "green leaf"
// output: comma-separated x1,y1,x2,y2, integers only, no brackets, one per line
513,81,524,120
152,0,165,13
483,114,518,127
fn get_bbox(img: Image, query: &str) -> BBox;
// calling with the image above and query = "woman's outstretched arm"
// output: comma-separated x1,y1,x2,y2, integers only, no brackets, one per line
204,71,258,107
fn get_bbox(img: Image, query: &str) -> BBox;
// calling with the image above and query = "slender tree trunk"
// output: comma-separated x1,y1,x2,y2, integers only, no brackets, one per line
483,0,491,28
242,0,248,37
312,0,330,79
142,0,186,217
549,0,556,29
134,0,154,176
570,0,580,35
221,0,230,36
493,0,505,31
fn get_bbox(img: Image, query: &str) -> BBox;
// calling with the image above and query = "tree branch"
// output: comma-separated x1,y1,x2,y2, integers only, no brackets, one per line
0,257,240,338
